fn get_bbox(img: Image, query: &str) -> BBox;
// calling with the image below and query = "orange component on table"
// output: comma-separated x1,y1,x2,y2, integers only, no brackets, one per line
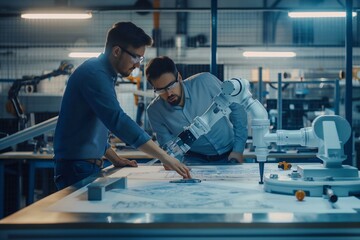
295,190,306,201
278,161,292,170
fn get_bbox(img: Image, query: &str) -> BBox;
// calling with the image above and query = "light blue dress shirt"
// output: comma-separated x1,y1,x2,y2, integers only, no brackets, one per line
147,72,247,157
54,54,151,159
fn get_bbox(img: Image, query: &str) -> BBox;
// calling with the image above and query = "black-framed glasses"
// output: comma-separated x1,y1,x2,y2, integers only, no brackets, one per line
118,46,144,64
153,72,179,94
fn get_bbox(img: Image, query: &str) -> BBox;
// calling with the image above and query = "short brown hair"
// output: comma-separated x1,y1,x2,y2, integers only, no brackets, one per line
145,56,178,85
105,22,152,54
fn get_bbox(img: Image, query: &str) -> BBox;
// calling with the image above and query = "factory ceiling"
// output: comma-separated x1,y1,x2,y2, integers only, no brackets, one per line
0,0,359,14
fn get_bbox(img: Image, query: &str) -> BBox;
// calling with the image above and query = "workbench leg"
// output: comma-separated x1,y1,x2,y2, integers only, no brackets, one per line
16,161,22,210
42,169,49,196
0,162,4,219
26,162,35,205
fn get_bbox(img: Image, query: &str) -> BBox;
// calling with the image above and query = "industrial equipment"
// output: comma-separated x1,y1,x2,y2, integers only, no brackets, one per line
163,77,360,197
264,114,360,197
6,61,73,130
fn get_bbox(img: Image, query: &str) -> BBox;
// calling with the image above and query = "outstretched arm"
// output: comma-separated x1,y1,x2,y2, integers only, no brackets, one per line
138,139,191,179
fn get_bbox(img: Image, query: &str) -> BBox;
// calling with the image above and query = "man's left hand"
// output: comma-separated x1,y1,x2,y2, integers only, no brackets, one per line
228,152,244,163
113,157,138,168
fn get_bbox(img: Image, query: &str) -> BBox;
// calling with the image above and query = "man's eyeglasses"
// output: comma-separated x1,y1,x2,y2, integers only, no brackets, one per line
118,46,144,64
153,72,179,94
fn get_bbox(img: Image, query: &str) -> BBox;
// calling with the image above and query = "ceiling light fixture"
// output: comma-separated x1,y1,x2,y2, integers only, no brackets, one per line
69,52,100,58
243,51,296,58
21,12,92,19
288,11,357,18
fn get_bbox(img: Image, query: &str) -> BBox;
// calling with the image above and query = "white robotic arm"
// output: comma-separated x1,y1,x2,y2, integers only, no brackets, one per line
163,77,355,189
161,88,233,160
162,78,271,183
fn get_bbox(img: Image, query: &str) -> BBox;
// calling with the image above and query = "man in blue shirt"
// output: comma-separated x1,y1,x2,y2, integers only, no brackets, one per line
145,56,248,165
54,23,190,190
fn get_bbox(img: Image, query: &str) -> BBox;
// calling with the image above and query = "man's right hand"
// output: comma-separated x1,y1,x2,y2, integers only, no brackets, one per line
137,140,191,179
163,164,171,171
162,157,191,179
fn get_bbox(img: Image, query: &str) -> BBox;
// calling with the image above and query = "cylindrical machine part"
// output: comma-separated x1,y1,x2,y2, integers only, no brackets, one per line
324,186,338,203
265,127,318,147
252,119,270,157
175,34,186,57
246,99,269,120
222,79,242,96
275,130,304,145
175,0,187,57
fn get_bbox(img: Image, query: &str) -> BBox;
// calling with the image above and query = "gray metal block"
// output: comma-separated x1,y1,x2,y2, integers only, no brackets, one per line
87,177,127,201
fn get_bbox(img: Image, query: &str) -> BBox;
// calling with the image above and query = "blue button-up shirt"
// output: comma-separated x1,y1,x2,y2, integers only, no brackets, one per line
54,54,151,159
147,72,247,156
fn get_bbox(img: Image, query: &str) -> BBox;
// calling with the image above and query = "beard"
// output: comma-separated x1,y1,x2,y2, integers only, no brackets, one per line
167,94,181,106
120,72,130,77
119,68,134,78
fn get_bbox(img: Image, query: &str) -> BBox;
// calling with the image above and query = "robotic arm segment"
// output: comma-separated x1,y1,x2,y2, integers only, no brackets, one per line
222,78,270,163
221,78,243,96
322,121,342,162
163,93,233,161
312,115,351,168
188,92,234,138
264,127,318,147
164,77,272,184
222,78,271,184
162,136,191,161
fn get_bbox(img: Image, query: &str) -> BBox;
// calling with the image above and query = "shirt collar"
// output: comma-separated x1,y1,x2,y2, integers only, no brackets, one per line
98,53,117,81
182,81,190,100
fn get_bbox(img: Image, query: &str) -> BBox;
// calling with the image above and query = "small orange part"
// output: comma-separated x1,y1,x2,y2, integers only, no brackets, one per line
278,161,292,170
295,190,306,201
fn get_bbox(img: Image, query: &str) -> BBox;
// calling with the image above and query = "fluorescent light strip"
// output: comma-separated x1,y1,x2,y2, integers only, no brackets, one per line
69,52,100,58
288,12,357,18
21,13,92,19
243,51,296,58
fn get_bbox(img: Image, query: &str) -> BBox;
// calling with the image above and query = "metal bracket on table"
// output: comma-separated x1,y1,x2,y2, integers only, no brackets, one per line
87,177,127,201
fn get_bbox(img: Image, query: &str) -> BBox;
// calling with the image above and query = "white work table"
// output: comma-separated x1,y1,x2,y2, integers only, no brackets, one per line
0,163,359,239
0,149,318,218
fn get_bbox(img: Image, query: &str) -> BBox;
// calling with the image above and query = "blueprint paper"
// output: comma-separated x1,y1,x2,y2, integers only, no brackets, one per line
48,164,360,214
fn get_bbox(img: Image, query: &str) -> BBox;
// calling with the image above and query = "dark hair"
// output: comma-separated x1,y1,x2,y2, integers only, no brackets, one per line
105,22,153,54
145,56,178,85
